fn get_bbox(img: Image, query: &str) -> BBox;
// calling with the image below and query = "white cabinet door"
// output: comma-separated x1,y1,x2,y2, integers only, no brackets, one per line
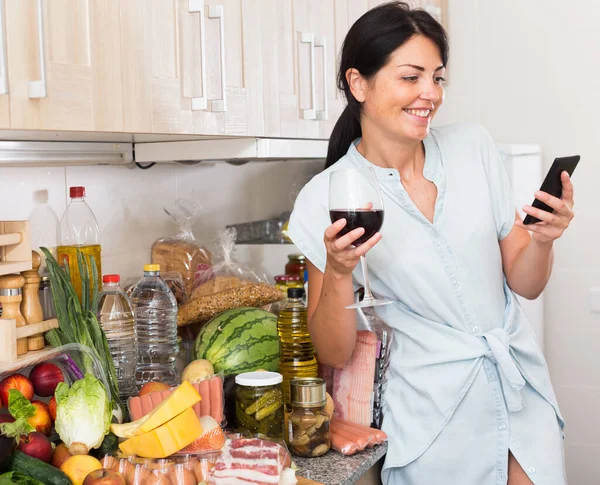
6,0,124,132
0,0,10,129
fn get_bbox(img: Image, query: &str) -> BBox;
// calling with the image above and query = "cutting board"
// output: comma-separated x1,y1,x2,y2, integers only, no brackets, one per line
297,477,324,485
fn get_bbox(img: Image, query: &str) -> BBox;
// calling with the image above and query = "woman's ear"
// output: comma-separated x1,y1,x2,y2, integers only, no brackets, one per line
346,68,367,103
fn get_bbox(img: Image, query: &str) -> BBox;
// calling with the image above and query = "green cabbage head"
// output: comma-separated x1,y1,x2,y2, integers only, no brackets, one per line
55,373,112,455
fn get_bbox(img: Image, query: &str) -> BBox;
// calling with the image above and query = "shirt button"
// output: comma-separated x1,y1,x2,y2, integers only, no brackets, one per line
471,325,480,334
498,471,505,480
452,279,459,286
528,467,536,474
498,422,507,431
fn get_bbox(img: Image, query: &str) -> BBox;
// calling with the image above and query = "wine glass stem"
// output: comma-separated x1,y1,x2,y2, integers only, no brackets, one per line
359,255,375,301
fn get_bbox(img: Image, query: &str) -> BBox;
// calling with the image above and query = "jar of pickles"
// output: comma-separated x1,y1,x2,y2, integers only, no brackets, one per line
235,371,284,439
285,254,307,279
288,377,330,457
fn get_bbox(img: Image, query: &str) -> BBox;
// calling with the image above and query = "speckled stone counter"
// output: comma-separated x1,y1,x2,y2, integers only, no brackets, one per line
294,443,387,485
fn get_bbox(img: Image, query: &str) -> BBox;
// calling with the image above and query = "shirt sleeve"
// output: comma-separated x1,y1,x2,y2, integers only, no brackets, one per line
479,126,516,241
287,176,330,274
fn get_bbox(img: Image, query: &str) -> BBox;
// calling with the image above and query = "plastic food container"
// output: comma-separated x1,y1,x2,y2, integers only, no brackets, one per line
235,371,284,439
0,343,112,401
288,378,330,457
102,453,220,485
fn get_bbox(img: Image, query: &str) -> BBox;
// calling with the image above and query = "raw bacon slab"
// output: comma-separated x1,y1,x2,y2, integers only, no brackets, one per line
332,330,378,426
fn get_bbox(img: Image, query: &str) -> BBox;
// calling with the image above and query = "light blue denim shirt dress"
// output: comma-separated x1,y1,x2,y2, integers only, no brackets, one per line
287,123,567,485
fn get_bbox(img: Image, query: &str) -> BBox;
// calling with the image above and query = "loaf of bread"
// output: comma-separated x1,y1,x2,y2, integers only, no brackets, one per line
151,238,211,296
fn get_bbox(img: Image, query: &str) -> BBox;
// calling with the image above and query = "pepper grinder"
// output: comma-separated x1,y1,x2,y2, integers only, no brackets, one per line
0,274,28,356
21,251,45,351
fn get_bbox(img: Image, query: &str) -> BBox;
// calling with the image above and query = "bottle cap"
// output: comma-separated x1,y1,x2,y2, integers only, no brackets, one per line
290,377,327,407
274,275,289,284
235,371,283,387
69,186,85,198
287,253,306,262
287,287,304,299
143,264,160,272
102,274,120,284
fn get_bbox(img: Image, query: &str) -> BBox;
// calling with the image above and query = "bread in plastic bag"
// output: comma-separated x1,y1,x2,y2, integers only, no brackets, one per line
177,229,282,327
151,199,211,297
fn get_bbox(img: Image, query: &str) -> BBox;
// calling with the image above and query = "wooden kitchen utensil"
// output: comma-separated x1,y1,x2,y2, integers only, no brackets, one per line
0,274,28,355
21,251,45,351
0,221,32,276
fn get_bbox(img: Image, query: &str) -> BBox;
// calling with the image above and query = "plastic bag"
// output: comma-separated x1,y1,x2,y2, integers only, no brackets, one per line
151,199,211,298
177,229,282,327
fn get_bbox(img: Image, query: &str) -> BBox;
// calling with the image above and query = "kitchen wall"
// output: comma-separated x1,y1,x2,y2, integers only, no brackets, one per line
435,1,600,483
0,160,323,286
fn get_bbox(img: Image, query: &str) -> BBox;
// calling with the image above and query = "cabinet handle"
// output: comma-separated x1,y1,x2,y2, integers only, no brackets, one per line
315,35,328,121
28,0,47,99
188,0,208,111
0,0,8,95
300,32,316,120
208,5,226,112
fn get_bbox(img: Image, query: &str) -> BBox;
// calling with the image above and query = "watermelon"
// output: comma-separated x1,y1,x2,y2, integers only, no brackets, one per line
193,307,280,375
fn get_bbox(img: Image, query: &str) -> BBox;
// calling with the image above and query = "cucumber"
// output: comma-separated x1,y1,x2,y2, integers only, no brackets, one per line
1,451,71,485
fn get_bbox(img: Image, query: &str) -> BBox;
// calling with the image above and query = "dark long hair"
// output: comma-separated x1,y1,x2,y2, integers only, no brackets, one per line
325,1,449,169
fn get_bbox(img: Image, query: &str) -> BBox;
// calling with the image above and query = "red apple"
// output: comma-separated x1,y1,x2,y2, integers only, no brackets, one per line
29,363,64,397
18,432,52,462
32,400,50,415
0,413,15,424
0,374,34,406
51,443,72,469
28,401,52,435
82,468,126,485
48,396,57,422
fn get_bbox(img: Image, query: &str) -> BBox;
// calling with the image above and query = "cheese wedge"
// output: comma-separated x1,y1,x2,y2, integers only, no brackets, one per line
119,407,203,458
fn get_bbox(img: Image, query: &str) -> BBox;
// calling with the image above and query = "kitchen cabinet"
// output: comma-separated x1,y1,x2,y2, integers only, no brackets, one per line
120,0,263,136
5,0,124,132
0,1,9,128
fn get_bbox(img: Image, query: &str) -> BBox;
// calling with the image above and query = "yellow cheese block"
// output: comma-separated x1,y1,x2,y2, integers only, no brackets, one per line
119,407,203,458
139,380,201,434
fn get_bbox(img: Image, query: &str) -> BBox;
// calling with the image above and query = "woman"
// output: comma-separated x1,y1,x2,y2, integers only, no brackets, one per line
287,2,573,484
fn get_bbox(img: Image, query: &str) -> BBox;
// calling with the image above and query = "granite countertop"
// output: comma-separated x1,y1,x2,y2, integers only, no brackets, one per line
294,443,387,485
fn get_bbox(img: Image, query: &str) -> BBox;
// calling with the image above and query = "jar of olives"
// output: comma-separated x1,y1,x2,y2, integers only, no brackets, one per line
288,377,330,457
235,371,284,439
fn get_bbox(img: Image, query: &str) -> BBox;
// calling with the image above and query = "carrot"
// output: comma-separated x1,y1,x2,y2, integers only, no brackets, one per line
209,376,223,423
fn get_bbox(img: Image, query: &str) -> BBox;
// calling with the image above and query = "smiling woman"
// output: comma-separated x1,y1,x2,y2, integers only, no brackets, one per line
287,2,572,485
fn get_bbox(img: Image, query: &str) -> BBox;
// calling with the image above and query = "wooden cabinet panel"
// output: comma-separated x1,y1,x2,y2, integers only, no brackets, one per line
0,0,10,129
5,0,124,132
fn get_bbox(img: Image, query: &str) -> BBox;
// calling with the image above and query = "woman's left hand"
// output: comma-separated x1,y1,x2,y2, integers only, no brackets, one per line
515,171,575,244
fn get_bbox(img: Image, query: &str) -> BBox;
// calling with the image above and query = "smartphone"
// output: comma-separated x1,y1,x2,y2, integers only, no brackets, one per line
523,155,580,225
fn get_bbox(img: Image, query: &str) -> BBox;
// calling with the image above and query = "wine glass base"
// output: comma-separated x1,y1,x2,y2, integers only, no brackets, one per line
346,298,394,309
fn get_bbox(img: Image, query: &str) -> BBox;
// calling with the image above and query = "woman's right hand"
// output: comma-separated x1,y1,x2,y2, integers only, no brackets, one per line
323,218,382,276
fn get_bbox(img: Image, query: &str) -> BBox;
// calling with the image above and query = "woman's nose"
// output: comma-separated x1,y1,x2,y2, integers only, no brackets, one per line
420,82,441,103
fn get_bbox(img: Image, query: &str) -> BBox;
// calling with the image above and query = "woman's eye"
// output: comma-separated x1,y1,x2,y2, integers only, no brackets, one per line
402,76,419,83
435,76,446,84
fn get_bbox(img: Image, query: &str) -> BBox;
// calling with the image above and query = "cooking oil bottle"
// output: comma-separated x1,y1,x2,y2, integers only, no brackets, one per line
57,186,102,303
277,287,318,407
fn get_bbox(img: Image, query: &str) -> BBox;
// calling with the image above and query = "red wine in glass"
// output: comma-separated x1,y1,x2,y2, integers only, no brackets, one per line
329,209,384,246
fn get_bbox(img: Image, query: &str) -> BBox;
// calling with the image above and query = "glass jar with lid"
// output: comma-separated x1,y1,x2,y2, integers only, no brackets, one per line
285,254,307,279
288,377,330,457
235,371,284,439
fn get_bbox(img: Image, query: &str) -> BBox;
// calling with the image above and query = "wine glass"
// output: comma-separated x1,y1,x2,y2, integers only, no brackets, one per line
329,168,393,308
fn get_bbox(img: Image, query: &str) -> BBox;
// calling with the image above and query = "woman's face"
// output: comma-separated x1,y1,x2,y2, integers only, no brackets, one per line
355,35,446,143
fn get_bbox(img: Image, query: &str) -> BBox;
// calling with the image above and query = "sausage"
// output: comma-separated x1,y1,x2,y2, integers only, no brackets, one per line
198,379,211,417
329,422,369,450
150,390,164,409
331,417,387,445
209,376,223,423
330,430,359,455
128,397,143,421
140,393,155,417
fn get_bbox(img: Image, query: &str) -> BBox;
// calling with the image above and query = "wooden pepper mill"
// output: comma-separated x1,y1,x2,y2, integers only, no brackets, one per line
0,273,28,355
21,251,45,351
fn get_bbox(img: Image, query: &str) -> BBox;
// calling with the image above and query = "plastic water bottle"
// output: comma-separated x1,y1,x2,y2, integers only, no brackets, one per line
130,264,179,388
97,274,138,400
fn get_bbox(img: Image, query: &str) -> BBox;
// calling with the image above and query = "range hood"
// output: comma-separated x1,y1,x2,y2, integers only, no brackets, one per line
134,138,328,164
0,140,133,166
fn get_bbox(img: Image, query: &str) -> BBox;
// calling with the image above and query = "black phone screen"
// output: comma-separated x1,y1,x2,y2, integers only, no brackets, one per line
523,155,580,225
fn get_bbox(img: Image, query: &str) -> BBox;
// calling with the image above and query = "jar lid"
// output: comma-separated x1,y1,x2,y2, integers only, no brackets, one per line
235,371,283,387
287,275,302,282
290,377,326,407
287,253,306,262
274,275,289,283
144,264,160,272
